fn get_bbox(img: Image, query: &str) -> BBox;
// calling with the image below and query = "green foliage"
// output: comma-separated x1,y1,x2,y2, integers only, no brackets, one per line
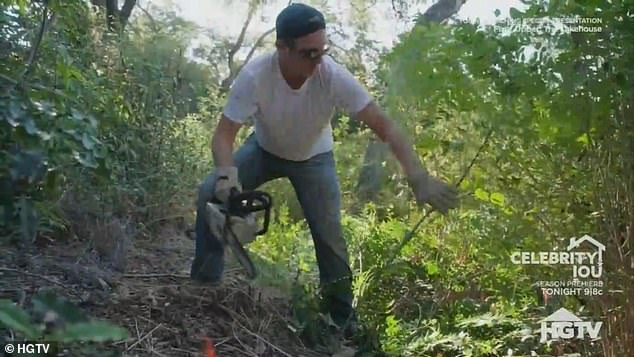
249,202,316,287
1,0,217,240
0,290,128,352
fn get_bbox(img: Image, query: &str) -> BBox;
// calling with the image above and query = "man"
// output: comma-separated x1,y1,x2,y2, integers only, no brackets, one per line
191,2,458,338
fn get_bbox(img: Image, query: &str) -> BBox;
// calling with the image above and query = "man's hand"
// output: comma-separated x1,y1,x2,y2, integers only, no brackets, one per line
214,166,241,202
407,169,458,214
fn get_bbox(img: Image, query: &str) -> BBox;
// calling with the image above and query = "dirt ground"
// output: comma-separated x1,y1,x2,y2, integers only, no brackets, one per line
0,225,330,357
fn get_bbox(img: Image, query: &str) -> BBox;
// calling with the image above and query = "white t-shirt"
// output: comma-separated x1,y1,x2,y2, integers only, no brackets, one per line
223,51,372,161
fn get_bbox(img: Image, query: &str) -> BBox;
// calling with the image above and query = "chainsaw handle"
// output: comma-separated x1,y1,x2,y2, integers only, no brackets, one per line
256,203,271,235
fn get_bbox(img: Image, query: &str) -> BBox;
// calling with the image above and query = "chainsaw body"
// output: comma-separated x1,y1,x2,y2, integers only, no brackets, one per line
205,189,272,279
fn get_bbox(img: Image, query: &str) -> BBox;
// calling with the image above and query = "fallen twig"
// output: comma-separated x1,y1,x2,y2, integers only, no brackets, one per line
126,322,162,351
123,268,242,279
231,322,257,356
123,273,190,279
237,319,293,357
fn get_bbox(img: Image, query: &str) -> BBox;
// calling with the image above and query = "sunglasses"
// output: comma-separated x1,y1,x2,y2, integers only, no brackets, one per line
296,45,330,60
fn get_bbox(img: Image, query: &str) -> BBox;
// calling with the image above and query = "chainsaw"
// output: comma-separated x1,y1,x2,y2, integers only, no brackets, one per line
205,188,272,279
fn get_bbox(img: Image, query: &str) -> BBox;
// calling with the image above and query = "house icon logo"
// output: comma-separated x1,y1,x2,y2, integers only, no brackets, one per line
566,234,604,279
567,234,605,260
540,307,602,342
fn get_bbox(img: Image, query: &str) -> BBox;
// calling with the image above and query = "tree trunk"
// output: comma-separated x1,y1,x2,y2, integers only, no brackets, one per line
91,0,136,32
355,0,467,202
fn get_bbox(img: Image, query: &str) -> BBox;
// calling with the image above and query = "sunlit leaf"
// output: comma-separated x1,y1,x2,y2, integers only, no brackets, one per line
490,192,505,206
474,188,489,201
576,133,589,145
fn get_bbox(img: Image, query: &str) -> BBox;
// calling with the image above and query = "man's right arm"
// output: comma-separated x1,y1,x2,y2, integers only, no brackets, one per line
211,68,256,201
212,114,243,167
214,68,256,167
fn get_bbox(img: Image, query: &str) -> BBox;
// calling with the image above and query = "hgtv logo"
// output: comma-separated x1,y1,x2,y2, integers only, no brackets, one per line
540,308,602,343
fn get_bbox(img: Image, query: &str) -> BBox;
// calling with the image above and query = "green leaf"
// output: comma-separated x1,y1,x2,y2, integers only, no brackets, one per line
490,192,505,206
474,188,489,201
494,9,501,17
32,290,87,325
23,118,38,135
81,133,95,150
9,149,47,183
576,133,589,146
17,0,27,16
37,130,53,141
8,100,25,123
0,299,40,339
425,261,439,276
509,7,522,19
49,321,128,343
70,108,84,122
73,151,98,169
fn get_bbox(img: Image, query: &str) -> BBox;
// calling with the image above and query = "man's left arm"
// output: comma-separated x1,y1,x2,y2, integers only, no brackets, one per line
331,61,458,213
353,101,459,214
354,102,423,178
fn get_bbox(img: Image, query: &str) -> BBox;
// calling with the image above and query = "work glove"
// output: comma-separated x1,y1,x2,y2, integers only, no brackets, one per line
407,168,459,214
214,166,241,203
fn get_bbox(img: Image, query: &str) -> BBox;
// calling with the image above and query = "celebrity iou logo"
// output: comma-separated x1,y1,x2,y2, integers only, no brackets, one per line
511,235,605,279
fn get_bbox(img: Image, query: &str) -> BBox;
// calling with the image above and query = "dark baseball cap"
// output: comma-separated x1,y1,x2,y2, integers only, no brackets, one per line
275,3,326,40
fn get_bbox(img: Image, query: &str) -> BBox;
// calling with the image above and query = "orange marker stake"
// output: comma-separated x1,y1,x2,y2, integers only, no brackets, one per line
202,337,216,357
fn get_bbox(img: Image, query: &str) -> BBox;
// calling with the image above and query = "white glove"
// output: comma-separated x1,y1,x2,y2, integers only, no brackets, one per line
214,166,241,203
408,168,459,214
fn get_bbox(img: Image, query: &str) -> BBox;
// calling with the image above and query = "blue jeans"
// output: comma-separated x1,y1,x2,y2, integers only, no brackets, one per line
191,133,355,326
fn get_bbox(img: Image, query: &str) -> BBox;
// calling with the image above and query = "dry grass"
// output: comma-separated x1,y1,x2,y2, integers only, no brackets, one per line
0,224,328,356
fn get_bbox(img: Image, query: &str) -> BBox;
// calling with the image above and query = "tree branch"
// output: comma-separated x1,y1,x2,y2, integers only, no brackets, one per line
417,0,468,24
234,27,275,76
221,0,292,90
20,4,50,87
225,2,257,83
135,2,157,31
120,0,137,22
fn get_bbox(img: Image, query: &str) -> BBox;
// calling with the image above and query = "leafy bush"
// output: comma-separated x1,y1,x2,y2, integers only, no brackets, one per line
0,290,128,355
